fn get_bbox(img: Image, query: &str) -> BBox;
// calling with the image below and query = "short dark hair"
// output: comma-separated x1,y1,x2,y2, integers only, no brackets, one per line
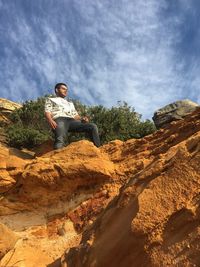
54,83,68,93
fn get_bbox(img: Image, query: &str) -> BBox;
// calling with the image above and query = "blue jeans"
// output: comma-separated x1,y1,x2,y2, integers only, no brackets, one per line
53,117,101,149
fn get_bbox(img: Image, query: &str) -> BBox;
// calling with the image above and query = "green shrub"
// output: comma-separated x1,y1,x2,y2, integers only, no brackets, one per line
7,125,49,149
85,101,156,143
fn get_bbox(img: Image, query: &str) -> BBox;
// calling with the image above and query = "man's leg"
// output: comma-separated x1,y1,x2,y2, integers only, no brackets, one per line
53,117,70,149
68,120,101,147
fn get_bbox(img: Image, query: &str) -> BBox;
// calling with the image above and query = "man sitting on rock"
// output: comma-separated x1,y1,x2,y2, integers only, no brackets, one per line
44,83,101,149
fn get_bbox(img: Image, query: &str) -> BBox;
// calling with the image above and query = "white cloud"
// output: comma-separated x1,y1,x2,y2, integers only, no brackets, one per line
70,0,187,117
0,0,199,119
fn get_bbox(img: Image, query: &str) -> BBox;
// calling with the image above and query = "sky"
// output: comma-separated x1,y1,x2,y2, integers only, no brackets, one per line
0,0,200,119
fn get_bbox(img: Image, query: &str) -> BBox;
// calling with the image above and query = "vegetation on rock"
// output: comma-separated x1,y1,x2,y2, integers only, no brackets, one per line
6,96,156,149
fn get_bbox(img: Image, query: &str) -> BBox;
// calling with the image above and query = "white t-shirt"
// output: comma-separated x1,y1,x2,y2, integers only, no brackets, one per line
44,97,78,119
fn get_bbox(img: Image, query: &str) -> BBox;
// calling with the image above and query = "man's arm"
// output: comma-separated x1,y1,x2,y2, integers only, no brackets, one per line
71,103,89,122
73,114,81,120
45,112,57,129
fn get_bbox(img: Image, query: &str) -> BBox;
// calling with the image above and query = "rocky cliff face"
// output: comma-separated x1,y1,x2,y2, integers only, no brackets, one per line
0,98,22,145
0,106,200,267
0,98,22,120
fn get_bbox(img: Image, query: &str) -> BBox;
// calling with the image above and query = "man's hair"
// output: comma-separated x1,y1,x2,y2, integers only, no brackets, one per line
54,83,68,94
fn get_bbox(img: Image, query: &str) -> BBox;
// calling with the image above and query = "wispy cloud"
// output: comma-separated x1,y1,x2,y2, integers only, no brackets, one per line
0,0,199,118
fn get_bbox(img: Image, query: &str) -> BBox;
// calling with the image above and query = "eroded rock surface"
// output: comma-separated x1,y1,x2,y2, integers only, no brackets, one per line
0,141,121,266
0,141,116,215
0,223,19,259
63,107,200,267
0,107,200,267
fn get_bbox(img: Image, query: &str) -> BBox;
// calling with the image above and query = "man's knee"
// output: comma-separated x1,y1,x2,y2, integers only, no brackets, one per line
56,119,65,130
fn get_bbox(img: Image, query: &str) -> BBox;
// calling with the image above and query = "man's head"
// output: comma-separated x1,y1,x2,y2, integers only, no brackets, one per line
54,83,68,98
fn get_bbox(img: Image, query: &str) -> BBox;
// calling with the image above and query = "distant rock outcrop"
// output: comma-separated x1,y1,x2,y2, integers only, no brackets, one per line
152,99,199,128
0,98,22,145
0,100,200,266
0,98,22,123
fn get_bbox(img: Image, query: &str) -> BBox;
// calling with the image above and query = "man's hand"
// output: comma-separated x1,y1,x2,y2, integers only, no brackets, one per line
48,118,57,129
81,116,89,123
74,114,82,120
45,112,57,129
74,115,89,123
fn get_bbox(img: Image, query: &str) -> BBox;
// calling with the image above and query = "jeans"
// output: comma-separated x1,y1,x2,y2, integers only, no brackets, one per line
53,117,101,149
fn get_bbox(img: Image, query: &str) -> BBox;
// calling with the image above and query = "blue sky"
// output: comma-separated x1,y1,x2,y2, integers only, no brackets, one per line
0,0,200,119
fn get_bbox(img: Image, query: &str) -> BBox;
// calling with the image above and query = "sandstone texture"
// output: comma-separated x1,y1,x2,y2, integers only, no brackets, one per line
63,107,200,267
152,99,199,128
0,141,120,266
0,145,30,194
0,106,200,267
0,223,19,259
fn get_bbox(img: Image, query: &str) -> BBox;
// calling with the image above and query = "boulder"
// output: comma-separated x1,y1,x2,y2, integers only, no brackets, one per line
0,98,22,120
0,223,19,259
0,245,52,267
0,140,117,214
152,99,199,128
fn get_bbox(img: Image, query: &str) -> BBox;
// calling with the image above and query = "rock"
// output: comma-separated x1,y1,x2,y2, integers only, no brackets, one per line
33,139,54,156
63,107,200,267
1,105,200,267
152,99,199,128
0,140,117,214
0,145,30,194
0,223,19,259
0,98,22,145
0,245,52,267
0,147,17,193
0,98,22,119
0,170,16,193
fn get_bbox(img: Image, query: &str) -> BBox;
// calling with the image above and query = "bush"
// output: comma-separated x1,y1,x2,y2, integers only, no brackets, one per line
7,96,52,148
85,101,156,143
7,125,49,149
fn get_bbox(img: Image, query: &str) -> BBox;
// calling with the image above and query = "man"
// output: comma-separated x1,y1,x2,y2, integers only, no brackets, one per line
44,83,100,149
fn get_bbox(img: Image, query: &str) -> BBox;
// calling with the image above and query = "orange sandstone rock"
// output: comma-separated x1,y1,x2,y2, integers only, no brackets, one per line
62,108,200,267
0,223,19,259
0,107,200,267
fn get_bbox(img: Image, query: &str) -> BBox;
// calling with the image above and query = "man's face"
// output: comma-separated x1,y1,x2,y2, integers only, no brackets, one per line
56,85,68,98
